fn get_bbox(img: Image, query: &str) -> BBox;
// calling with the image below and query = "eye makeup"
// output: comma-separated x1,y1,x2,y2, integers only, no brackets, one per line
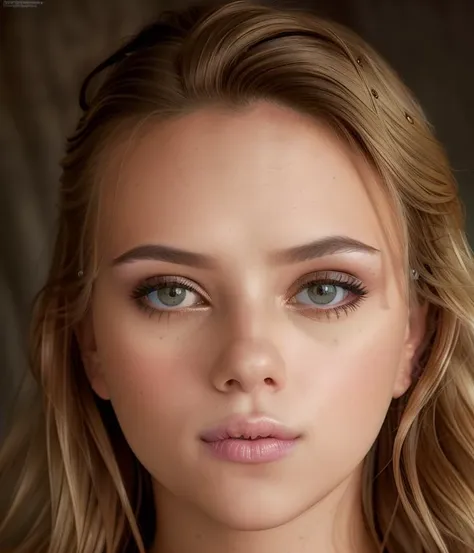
129,270,369,322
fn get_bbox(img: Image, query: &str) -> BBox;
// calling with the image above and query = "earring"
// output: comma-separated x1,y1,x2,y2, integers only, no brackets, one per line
411,268,419,281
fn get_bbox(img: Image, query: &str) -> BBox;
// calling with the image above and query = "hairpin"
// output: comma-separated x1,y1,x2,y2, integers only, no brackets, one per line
369,89,416,127
354,53,416,128
77,270,84,278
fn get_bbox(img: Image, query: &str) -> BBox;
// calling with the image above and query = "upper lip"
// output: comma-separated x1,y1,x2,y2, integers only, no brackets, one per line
200,414,300,442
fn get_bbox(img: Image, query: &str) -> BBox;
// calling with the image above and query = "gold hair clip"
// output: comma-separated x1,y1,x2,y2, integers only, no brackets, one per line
354,53,416,126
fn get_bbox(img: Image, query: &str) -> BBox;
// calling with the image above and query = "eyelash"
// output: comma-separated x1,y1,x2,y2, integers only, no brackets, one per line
130,272,369,322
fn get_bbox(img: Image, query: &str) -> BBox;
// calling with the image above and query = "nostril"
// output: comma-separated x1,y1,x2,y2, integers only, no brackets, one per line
264,377,274,385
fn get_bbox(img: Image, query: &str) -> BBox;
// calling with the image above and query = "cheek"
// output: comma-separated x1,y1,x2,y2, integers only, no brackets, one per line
293,312,407,467
91,297,209,453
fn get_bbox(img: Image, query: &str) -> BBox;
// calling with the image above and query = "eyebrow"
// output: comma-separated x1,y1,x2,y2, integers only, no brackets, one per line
271,235,380,264
112,235,379,269
113,243,216,269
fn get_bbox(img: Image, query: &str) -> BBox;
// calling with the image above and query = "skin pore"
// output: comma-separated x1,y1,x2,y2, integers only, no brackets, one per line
79,102,426,553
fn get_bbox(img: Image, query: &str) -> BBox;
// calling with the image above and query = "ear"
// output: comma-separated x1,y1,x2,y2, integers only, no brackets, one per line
392,300,429,399
75,311,111,400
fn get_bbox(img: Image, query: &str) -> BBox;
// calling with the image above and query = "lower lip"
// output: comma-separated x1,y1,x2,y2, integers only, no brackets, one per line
202,437,297,464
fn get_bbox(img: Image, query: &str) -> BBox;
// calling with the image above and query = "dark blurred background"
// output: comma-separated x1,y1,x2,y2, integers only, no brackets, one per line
1,0,473,435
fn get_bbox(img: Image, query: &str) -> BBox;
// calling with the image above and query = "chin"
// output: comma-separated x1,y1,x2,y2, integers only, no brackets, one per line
217,511,298,531
194,485,313,531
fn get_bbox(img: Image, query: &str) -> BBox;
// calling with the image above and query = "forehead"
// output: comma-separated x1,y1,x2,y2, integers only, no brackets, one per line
99,102,399,265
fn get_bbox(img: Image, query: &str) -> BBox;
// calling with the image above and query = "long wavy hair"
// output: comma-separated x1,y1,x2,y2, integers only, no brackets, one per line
1,1,474,552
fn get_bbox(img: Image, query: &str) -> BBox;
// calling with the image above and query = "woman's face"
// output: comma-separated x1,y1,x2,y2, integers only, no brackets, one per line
82,102,425,531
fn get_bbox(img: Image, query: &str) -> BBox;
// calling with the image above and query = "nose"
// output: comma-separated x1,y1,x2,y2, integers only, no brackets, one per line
209,338,286,394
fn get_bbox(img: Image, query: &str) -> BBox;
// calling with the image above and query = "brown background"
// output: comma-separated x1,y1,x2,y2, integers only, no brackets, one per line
0,0,473,435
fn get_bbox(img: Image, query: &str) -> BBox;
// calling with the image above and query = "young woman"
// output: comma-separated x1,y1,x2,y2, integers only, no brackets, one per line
1,1,473,552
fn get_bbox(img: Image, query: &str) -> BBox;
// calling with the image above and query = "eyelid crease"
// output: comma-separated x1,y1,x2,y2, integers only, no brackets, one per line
131,274,209,301
287,270,367,297
292,269,363,286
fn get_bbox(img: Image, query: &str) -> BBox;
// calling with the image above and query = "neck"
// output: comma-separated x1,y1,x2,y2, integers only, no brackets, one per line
149,466,377,553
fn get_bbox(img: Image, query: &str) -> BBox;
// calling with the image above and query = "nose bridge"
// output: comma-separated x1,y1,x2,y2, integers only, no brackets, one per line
220,273,276,340
208,268,287,393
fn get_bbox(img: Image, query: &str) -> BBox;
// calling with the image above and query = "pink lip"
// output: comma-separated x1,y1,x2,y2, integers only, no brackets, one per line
200,415,300,464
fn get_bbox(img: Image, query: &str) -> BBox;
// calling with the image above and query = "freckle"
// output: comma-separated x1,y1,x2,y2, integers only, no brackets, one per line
332,337,339,346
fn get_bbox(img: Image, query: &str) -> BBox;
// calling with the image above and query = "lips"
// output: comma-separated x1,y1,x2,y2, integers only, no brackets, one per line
200,414,300,443
200,415,300,464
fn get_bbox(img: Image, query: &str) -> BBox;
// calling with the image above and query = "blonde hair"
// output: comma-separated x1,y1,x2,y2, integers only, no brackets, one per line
1,1,474,552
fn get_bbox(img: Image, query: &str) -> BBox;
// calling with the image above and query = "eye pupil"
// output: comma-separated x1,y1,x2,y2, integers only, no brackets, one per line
308,283,337,305
155,286,187,307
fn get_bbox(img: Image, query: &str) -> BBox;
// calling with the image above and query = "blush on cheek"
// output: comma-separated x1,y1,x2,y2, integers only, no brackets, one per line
101,340,197,411
103,353,195,462
303,317,407,461
94,316,206,446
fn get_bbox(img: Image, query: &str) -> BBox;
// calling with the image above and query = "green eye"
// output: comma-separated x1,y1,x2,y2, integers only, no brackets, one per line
294,283,347,307
147,286,191,308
